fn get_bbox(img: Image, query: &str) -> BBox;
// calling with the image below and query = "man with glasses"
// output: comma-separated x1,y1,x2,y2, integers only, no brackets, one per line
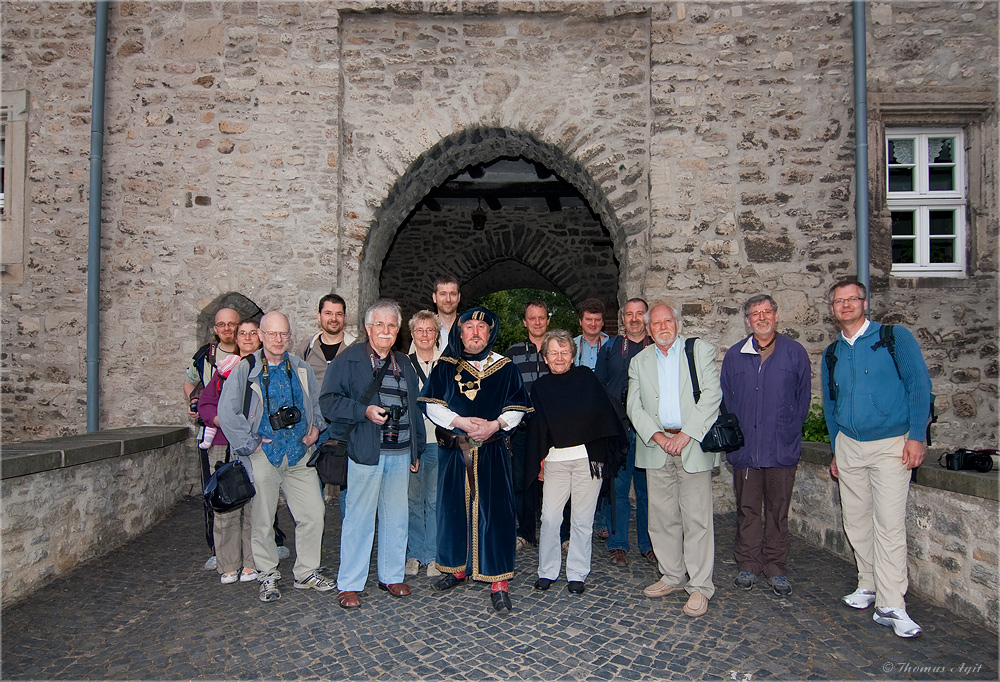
218,311,333,603
627,300,721,618
822,278,931,638
320,299,425,609
720,294,810,597
182,307,240,571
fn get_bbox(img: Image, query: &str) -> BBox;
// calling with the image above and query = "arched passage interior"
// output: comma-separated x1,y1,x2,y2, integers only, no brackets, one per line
363,128,624,329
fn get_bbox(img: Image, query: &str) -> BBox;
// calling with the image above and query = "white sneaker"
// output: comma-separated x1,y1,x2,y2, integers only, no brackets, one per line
873,607,922,638
276,545,291,560
841,588,876,609
204,555,217,571
220,571,239,584
404,558,420,576
426,562,441,577
239,568,260,583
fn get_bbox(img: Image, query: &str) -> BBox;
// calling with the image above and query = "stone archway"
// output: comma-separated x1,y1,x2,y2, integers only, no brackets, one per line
195,292,263,348
362,127,625,321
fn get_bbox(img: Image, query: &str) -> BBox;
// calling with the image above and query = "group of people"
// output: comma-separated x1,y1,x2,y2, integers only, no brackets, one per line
182,276,931,637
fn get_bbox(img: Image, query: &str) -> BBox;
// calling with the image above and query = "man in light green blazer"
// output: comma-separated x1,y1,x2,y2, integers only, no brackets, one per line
626,300,721,617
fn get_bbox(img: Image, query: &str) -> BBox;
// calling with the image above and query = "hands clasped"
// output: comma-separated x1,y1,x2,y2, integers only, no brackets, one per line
455,416,500,443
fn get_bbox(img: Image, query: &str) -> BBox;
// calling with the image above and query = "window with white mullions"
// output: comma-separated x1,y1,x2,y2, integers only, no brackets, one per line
886,128,966,277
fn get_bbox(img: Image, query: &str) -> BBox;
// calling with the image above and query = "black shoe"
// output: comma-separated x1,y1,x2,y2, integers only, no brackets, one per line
491,589,512,611
534,577,553,591
567,581,586,594
434,573,466,592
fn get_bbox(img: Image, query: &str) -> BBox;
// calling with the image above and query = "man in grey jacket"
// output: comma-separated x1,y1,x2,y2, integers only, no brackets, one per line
299,294,357,386
219,310,335,603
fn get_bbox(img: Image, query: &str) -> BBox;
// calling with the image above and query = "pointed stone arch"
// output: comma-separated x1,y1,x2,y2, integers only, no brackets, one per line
360,127,635,319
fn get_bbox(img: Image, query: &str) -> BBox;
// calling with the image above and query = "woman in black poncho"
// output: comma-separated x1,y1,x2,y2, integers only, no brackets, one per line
526,329,627,594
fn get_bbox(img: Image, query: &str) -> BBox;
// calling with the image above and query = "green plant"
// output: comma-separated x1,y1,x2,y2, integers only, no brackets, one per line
802,395,830,443
471,288,579,353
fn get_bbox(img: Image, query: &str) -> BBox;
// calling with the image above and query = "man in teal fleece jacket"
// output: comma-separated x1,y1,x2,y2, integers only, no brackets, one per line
822,278,931,639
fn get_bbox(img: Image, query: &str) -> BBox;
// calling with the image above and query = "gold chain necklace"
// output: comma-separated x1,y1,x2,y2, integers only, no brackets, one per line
455,366,481,401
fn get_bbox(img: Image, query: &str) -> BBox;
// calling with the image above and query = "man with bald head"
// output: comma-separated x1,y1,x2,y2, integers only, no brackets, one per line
218,311,334,603
183,306,240,571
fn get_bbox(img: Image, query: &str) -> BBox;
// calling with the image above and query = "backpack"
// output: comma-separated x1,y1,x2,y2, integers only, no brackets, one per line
824,324,937,445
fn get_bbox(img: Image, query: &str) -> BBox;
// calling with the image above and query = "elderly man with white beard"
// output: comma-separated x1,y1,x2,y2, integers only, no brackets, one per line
626,300,722,618
320,299,426,609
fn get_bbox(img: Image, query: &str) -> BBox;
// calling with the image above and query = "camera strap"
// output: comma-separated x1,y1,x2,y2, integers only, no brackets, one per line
338,352,394,444
260,354,296,419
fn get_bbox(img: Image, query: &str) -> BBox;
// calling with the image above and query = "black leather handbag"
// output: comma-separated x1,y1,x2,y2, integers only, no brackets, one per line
684,338,745,453
203,458,256,513
700,401,745,453
308,439,349,487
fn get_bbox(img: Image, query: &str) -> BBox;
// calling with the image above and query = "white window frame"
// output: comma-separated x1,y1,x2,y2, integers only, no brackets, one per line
1,89,28,284
886,127,967,277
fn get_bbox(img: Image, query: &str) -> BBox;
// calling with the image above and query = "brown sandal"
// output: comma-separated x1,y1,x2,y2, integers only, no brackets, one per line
338,590,360,608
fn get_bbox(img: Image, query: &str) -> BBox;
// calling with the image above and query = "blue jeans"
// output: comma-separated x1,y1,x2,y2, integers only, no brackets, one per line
604,430,651,554
406,441,439,565
337,453,410,592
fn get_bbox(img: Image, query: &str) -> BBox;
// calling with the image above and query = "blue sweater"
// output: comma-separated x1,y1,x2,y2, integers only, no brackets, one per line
821,321,931,452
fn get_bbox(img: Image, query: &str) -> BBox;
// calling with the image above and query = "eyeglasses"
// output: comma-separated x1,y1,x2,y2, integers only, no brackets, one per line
412,327,437,335
747,309,775,320
260,330,291,340
214,322,238,329
833,296,865,306
237,330,258,338
369,322,399,331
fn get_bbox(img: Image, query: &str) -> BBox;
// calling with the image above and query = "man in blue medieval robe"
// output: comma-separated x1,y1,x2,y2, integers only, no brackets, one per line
419,307,530,612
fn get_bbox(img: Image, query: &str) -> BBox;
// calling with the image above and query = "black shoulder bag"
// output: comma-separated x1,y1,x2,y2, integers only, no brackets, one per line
203,355,258,512
307,356,392,487
684,338,745,453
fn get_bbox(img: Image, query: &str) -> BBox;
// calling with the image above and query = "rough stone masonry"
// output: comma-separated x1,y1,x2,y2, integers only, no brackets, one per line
0,1,996,453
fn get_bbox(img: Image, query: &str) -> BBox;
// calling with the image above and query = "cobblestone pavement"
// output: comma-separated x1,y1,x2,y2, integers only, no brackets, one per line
2,495,997,681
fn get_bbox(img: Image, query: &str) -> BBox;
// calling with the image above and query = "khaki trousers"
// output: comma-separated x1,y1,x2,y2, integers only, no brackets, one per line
835,433,910,609
249,450,325,582
646,455,715,599
214,501,255,575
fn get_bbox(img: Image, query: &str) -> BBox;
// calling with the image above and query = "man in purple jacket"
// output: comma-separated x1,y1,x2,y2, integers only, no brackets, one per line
720,294,810,596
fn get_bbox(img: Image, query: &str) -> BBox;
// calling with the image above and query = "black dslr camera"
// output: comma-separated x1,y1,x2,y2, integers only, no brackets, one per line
382,405,407,444
940,448,996,473
268,405,302,431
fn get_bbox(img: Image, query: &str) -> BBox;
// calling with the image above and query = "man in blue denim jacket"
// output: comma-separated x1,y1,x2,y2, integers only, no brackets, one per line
720,294,810,597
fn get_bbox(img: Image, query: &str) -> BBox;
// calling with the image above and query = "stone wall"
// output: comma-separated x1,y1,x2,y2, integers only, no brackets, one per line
788,444,999,632
382,204,618,321
0,1,996,453
1,427,193,608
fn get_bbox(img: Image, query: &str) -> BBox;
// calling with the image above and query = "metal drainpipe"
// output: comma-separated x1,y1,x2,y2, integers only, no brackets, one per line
853,0,871,301
86,1,109,433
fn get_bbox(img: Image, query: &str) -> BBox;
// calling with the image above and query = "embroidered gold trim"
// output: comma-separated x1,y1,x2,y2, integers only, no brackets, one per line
469,444,514,582
452,356,511,401
417,396,447,406
470,445,481,579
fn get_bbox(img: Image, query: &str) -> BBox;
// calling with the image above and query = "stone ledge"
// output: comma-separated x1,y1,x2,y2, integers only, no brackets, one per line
0,426,190,480
801,441,998,502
